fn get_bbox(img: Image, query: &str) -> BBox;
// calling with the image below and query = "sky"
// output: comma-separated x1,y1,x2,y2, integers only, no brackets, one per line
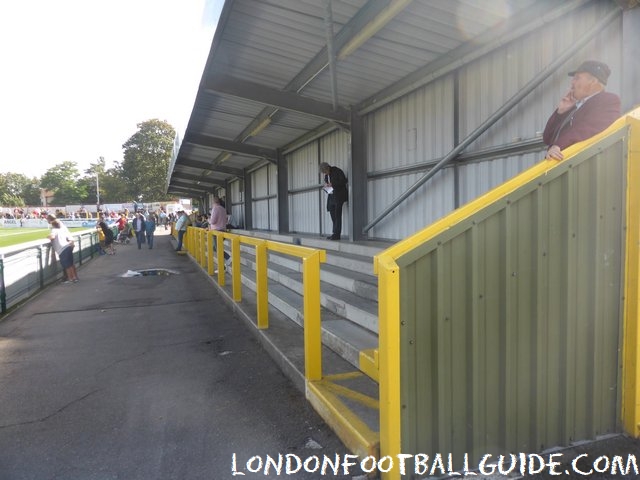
0,0,223,178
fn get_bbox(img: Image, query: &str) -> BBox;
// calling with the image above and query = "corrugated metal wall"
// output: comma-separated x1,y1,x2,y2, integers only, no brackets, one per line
363,1,623,241
228,179,244,229
289,142,321,234
286,130,351,237
397,130,627,468
251,164,277,231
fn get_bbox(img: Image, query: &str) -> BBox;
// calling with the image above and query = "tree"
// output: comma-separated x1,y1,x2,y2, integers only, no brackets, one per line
22,179,42,206
40,161,88,205
121,119,176,202
98,164,129,203
0,172,41,206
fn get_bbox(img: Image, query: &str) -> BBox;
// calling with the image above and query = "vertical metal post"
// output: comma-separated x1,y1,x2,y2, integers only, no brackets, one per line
231,237,241,302
38,245,44,289
207,231,215,276
303,251,323,381
622,117,640,437
0,255,6,314
377,255,402,480
216,233,226,286
255,242,269,329
77,236,83,265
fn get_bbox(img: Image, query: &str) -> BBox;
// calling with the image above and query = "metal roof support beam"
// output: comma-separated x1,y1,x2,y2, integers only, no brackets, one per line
243,170,253,230
171,180,219,192
168,187,200,197
282,122,341,155
287,0,397,92
203,73,350,125
276,150,289,235
349,110,367,241
323,0,339,112
362,6,622,234
169,172,221,185
183,132,278,161
175,159,244,177
357,0,592,115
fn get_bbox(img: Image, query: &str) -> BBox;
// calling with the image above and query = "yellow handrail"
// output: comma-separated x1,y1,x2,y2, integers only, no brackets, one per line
190,228,326,382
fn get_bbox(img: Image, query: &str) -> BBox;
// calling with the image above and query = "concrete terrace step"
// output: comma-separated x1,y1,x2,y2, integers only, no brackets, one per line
239,271,378,368
240,244,378,294
238,250,379,323
232,229,391,259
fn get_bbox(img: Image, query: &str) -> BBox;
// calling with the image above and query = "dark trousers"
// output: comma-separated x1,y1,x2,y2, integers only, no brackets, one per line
135,230,145,249
212,231,230,261
329,199,345,237
176,230,186,251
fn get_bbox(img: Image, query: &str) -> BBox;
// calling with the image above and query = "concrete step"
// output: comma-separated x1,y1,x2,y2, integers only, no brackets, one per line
241,252,378,334
239,245,378,298
232,229,390,262
239,271,378,369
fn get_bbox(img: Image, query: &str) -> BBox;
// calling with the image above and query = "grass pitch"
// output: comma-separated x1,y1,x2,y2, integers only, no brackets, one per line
0,227,87,249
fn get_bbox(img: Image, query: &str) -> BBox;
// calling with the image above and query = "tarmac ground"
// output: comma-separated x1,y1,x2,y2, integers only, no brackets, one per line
0,229,365,480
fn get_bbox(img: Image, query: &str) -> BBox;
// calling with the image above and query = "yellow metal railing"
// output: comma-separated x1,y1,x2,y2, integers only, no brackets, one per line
183,227,379,457
185,227,326,381
622,113,640,437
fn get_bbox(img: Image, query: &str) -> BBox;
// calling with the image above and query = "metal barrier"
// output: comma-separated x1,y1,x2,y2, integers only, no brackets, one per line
186,226,326,381
0,229,99,314
183,226,379,457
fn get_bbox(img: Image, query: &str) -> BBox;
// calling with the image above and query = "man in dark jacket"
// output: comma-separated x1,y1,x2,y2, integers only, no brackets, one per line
543,60,620,161
320,162,348,240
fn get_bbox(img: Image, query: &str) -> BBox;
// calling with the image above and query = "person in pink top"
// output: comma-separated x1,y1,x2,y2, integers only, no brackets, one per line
209,197,230,270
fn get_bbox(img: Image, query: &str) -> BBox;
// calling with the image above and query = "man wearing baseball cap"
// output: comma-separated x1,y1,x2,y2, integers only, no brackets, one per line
543,60,620,160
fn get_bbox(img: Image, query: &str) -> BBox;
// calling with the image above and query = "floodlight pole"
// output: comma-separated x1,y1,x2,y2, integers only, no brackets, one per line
96,170,100,211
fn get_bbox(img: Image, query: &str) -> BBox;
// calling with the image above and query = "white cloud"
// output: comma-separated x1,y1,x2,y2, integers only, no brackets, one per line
0,0,222,177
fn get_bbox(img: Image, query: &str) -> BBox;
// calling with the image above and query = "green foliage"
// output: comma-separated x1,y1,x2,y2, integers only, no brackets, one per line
40,161,88,205
98,165,129,203
121,119,176,202
0,172,40,207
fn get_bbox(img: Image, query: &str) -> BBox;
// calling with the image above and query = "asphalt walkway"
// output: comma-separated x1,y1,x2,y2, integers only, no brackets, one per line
0,229,364,480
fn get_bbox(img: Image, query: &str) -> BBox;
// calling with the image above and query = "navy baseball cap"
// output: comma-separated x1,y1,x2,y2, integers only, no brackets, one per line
569,60,611,85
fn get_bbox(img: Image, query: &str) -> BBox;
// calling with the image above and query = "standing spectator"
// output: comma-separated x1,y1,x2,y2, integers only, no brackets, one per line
319,162,348,240
175,210,190,252
47,215,79,283
116,213,127,232
209,197,230,270
145,213,157,249
98,215,115,255
159,210,168,230
96,223,107,255
132,212,146,250
543,60,620,161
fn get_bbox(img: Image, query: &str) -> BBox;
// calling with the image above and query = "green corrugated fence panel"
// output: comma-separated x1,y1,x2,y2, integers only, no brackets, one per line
398,130,627,469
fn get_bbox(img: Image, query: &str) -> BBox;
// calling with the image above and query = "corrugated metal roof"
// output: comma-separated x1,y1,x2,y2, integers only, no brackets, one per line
167,0,557,196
